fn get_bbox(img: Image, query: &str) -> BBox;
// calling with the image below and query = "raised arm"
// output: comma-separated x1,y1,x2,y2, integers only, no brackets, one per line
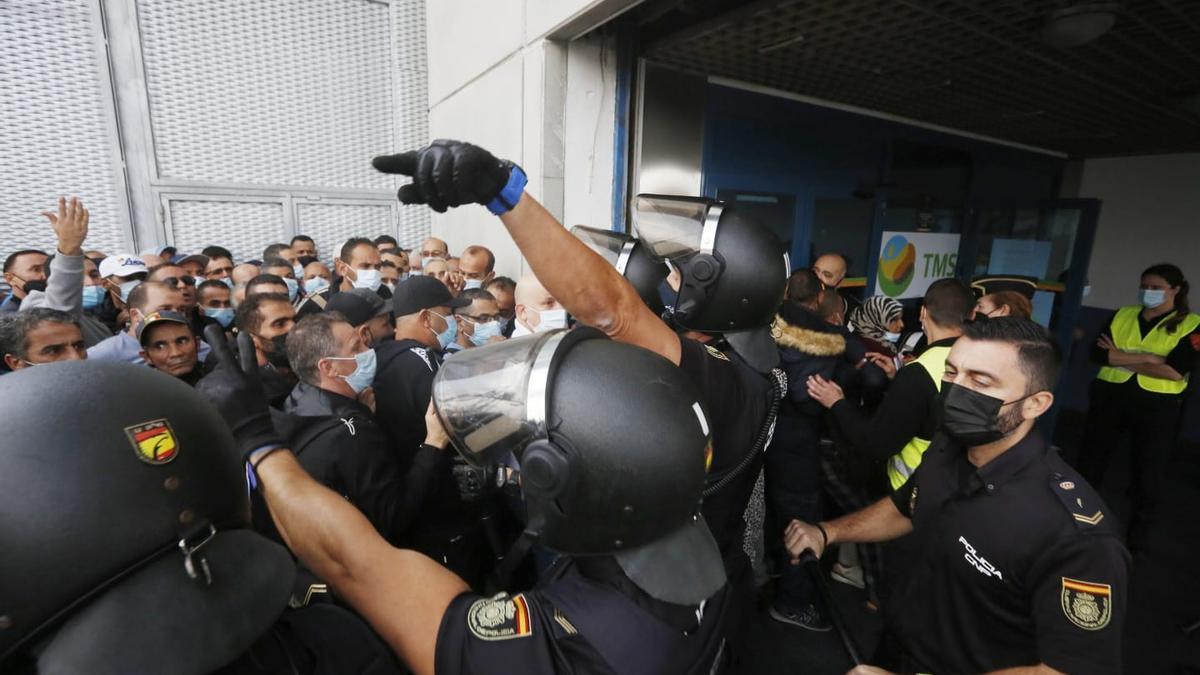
197,328,467,675
374,141,683,364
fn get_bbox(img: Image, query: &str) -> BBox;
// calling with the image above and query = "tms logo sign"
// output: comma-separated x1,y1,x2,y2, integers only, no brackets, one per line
958,536,1003,580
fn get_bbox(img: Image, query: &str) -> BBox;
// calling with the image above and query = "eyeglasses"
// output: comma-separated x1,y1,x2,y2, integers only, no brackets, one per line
458,313,500,324
159,275,196,288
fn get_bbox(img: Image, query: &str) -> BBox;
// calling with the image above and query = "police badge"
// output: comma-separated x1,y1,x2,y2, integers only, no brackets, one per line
1061,577,1112,630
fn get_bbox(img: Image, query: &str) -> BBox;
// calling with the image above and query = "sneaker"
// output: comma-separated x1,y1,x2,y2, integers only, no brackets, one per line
831,562,865,590
769,603,832,632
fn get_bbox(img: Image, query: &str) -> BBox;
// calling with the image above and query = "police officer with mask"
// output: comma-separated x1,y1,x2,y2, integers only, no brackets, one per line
0,361,403,674
197,325,730,674
372,142,789,663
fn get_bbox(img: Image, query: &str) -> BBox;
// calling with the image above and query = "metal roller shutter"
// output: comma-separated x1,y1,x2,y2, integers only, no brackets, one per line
296,201,395,262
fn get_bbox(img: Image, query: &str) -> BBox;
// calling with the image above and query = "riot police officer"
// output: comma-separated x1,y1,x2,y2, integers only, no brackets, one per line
198,322,730,674
0,361,402,674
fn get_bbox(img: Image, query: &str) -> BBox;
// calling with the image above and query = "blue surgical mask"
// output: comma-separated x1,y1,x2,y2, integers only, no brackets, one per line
82,285,105,310
304,277,330,296
400,272,411,281
118,279,141,304
204,307,235,328
883,331,901,343
220,277,234,290
293,263,305,279
352,268,382,292
1139,288,1166,308
429,310,457,350
327,348,377,394
463,279,484,291
468,320,502,347
283,277,299,302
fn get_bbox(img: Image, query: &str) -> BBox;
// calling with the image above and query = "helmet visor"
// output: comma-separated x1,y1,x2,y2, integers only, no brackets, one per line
632,195,714,260
570,226,631,268
432,332,564,466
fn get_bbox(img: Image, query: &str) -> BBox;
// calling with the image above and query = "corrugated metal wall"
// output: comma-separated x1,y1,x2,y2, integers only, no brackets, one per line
0,0,429,261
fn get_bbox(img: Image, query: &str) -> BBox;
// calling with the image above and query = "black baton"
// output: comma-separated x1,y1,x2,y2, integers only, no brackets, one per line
800,549,864,666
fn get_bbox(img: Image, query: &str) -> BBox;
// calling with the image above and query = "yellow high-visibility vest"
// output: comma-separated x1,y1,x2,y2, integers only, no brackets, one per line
1096,305,1200,395
887,344,953,490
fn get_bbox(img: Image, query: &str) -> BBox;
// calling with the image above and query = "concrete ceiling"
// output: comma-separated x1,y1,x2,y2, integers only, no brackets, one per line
640,0,1200,157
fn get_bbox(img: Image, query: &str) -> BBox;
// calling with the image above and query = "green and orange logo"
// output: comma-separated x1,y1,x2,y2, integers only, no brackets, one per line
878,235,916,297
125,419,179,465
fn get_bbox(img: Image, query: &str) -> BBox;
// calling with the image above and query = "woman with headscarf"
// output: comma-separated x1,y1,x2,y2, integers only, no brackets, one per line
850,295,905,356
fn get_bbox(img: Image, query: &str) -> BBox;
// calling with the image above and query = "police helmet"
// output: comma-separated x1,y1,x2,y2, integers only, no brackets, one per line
433,329,725,604
571,225,669,317
0,361,294,674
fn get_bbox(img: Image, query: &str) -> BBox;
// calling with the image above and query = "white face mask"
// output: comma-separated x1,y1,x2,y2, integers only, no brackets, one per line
350,268,382,292
532,307,568,332
463,279,484,291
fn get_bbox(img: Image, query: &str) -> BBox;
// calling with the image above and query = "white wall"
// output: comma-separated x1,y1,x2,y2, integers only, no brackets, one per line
1079,153,1200,310
424,0,634,279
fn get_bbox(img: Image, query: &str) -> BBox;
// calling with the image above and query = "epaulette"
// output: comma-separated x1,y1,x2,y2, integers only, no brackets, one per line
1049,472,1107,531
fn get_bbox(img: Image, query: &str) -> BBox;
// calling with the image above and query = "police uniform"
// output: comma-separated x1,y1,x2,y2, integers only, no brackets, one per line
1079,306,1200,535
888,431,1129,674
435,557,731,675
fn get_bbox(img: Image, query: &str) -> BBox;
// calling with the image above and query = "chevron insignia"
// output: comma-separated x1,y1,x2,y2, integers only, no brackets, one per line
1073,510,1104,525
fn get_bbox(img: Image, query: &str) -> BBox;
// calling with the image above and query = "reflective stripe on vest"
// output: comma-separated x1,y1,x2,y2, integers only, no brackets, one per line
1095,306,1200,395
886,345,953,490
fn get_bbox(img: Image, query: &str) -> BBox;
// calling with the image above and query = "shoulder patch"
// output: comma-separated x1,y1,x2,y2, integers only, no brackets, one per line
1050,475,1106,529
410,346,435,371
467,593,533,641
704,344,730,361
1061,577,1112,630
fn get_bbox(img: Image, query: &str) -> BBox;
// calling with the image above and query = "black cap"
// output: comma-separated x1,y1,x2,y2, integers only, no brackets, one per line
325,288,391,327
392,276,470,317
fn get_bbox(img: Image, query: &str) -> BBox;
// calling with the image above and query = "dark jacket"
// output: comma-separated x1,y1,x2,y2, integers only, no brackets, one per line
773,304,848,418
265,381,444,545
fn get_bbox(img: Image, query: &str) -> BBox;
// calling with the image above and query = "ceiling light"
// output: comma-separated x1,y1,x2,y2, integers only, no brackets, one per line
1042,3,1119,47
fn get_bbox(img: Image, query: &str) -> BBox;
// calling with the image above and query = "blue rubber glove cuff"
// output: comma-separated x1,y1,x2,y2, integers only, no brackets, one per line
486,164,527,215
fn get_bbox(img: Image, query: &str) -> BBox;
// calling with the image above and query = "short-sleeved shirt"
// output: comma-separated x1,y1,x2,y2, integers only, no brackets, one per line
435,558,729,675
888,431,1129,673
677,337,770,561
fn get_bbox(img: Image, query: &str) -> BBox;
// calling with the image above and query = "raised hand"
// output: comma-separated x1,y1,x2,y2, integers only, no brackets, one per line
373,139,524,215
42,196,89,256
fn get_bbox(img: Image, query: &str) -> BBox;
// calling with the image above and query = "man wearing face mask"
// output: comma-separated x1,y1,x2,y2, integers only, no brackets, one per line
87,281,188,364
234,292,298,405
0,249,49,314
373,275,492,586
18,197,114,347
325,288,396,349
511,272,567,337
253,314,444,547
97,253,149,329
457,245,495,291
197,279,236,332
262,257,302,303
786,318,1129,675
485,276,517,337
302,260,333,298
295,238,387,319
447,288,504,354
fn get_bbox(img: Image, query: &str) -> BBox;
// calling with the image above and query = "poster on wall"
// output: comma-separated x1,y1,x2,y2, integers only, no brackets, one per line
874,231,962,299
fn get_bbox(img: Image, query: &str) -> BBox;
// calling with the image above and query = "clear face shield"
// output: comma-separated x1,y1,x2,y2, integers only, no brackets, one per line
432,331,569,467
570,226,637,276
632,194,723,262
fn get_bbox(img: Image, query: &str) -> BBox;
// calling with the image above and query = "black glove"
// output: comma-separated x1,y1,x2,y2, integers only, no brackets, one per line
372,139,523,214
197,325,284,462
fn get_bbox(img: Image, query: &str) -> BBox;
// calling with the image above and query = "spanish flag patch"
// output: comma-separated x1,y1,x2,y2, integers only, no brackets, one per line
1061,577,1112,631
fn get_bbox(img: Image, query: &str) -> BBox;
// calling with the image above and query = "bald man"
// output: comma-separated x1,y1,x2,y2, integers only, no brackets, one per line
413,237,448,275
232,263,260,287
811,252,858,324
512,272,566,337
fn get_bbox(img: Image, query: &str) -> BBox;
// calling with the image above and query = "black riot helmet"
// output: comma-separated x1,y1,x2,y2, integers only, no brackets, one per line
571,225,669,316
433,329,725,604
0,361,294,674
633,194,790,372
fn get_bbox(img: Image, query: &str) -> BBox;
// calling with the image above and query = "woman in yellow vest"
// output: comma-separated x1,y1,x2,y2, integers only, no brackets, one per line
1078,263,1199,544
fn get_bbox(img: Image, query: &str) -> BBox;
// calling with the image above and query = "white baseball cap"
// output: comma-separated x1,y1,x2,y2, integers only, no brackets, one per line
98,254,150,280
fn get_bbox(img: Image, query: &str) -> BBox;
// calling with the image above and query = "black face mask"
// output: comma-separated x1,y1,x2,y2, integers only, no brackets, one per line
940,381,1032,446
254,332,291,369
23,280,48,294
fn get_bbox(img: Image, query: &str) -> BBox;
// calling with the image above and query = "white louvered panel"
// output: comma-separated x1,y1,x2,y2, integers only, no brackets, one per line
391,0,432,245
296,202,394,262
0,0,129,255
136,0,397,190
167,199,285,262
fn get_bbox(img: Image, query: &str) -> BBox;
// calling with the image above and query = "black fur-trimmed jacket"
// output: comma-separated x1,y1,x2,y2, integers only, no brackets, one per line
773,302,848,418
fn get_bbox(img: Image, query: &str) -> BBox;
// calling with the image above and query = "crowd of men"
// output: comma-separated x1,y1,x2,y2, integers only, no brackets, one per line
2,139,1171,675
